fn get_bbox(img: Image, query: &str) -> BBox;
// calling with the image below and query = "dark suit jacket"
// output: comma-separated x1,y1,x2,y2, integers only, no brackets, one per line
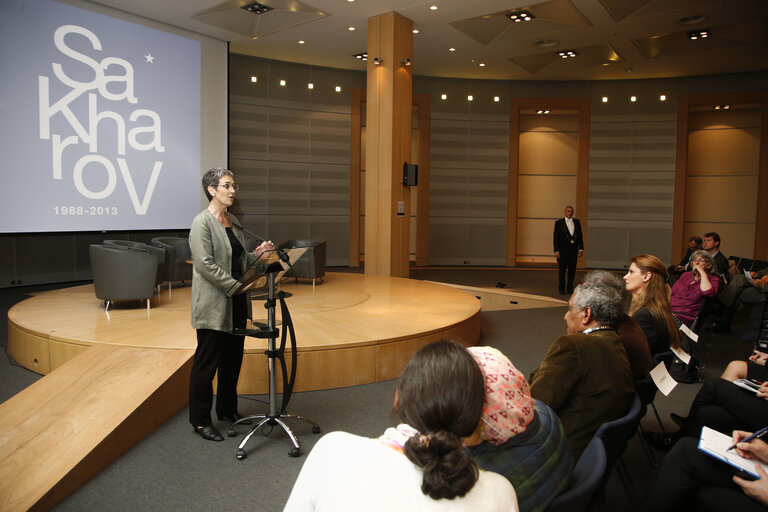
676,248,694,269
713,251,729,277
553,217,584,254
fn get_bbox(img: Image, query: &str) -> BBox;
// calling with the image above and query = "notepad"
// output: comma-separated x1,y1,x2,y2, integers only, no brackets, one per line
698,426,768,479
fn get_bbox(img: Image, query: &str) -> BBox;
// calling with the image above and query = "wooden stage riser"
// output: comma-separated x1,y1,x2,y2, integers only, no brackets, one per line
234,313,481,394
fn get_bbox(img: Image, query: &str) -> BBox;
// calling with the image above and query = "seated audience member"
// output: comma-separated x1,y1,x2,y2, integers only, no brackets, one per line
283,340,518,512
642,431,768,512
667,235,703,286
466,346,572,512
720,340,768,384
669,249,722,327
703,231,730,277
624,254,682,356
647,376,768,450
529,274,635,460
584,270,653,379
714,266,768,332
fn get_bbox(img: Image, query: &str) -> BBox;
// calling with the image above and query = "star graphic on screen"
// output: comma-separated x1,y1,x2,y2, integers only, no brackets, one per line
145,53,155,63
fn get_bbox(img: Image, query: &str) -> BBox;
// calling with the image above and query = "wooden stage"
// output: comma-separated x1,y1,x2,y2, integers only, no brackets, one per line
1,272,480,512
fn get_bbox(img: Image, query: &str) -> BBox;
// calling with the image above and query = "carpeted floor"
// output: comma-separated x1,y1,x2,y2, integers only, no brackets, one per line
0,267,759,511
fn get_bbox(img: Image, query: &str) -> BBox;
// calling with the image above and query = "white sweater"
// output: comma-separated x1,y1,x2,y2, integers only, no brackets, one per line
284,431,518,512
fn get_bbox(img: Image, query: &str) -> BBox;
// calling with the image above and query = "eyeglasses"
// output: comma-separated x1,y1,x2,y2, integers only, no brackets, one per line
694,258,709,264
216,183,239,191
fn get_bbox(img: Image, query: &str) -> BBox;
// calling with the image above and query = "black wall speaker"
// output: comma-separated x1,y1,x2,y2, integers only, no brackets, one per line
403,162,418,186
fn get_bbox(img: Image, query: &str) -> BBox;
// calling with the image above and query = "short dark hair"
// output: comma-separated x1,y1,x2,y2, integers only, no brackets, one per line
704,232,720,245
201,167,233,201
396,340,484,500
690,236,702,246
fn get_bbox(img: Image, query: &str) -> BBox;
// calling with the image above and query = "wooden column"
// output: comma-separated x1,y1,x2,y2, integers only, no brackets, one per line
365,12,413,277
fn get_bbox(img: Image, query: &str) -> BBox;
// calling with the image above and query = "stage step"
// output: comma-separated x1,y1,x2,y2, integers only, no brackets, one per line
0,344,192,512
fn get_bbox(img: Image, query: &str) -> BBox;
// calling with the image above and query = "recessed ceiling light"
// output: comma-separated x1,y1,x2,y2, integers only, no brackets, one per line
279,79,286,86
353,52,368,61
506,10,535,22
467,95,473,101
298,40,305,44
449,47,456,52
536,40,557,48
557,50,578,58
240,2,273,15
479,62,486,67
413,29,420,34
441,94,447,100
659,94,667,101
307,83,314,89
494,96,500,102
687,29,710,40
251,76,258,83
348,26,356,31
677,15,707,26
602,96,608,103
429,5,438,10
335,86,342,92
630,96,637,102
537,110,550,114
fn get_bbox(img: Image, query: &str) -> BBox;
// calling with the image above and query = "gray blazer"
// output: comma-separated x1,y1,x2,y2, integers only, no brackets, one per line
189,209,254,332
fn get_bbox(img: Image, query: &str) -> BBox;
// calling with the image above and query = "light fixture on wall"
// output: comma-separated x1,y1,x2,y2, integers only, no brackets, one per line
401,58,412,67
373,57,382,65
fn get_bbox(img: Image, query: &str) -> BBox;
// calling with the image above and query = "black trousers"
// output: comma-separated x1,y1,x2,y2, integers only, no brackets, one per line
557,248,578,291
681,378,768,438
642,437,764,512
188,329,245,427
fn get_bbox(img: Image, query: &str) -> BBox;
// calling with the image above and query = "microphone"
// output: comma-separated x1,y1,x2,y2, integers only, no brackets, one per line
229,219,290,263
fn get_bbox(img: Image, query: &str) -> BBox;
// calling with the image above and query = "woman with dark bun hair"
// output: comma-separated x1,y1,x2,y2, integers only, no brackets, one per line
283,340,518,511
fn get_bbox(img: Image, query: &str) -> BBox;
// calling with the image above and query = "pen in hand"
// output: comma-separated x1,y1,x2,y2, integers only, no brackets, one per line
727,426,768,451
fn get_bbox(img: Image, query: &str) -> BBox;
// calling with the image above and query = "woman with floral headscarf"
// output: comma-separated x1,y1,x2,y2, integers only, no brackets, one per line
465,346,573,512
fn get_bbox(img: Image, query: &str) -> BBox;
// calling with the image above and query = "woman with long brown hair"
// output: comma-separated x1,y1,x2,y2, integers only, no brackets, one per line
623,254,681,354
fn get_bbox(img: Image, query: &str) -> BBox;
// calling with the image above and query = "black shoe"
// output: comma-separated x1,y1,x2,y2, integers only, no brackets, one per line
217,413,253,425
643,430,680,452
670,413,686,428
194,425,224,442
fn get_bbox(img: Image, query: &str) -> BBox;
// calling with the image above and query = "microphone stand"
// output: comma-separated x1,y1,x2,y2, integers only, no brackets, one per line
229,218,290,264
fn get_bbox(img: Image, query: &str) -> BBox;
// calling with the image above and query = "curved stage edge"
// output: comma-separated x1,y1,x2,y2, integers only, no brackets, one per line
8,272,482,393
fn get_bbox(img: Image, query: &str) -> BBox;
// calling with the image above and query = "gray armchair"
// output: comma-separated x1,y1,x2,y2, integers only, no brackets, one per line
150,237,193,289
89,244,158,311
278,239,326,288
103,240,166,290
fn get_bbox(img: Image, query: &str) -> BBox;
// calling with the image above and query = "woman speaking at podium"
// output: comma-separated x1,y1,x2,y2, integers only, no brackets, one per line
188,167,272,442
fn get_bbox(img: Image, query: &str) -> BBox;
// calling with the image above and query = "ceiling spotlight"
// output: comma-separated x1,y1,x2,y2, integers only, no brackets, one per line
441,94,447,100
298,40,305,44
536,40,557,48
537,110,550,114
307,83,314,89
449,47,456,52
506,10,535,22
557,50,578,58
630,96,637,102
429,4,438,10
687,29,710,40
413,29,420,34
241,1,273,14
348,26,356,31
479,62,486,67
494,96,500,102
659,94,667,101
602,96,608,103
353,52,368,61
279,79,286,86
401,58,412,66
251,76,258,83
714,104,730,110
335,86,342,92
467,95,473,101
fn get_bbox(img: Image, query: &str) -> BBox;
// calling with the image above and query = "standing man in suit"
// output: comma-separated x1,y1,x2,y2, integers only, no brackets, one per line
553,205,584,295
